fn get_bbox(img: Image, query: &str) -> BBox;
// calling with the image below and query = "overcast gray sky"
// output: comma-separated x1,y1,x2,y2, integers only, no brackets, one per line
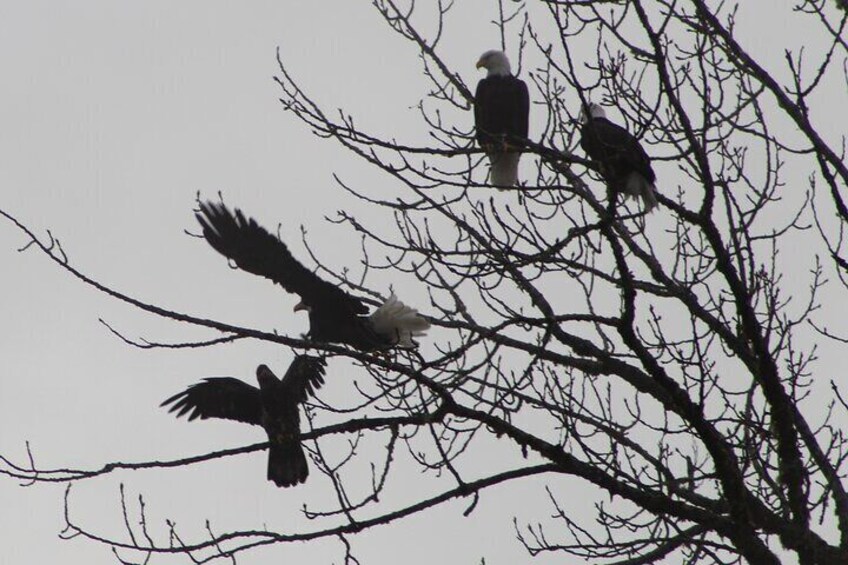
1,2,845,564
0,3,553,563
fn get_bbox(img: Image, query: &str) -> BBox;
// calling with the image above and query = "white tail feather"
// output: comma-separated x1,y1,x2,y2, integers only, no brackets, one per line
488,152,521,187
369,294,431,348
624,172,658,213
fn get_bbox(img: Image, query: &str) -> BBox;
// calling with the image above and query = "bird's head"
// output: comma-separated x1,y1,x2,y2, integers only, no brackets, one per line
476,50,512,77
579,102,606,124
293,301,311,314
256,364,278,388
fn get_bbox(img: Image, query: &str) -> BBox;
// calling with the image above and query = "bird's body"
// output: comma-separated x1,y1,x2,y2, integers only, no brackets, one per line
579,104,658,212
474,50,529,187
162,357,326,487
196,201,429,351
256,364,314,486
304,301,387,351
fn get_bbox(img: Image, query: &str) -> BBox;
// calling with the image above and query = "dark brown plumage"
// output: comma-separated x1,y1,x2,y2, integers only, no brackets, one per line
579,103,658,212
474,50,530,187
196,201,429,350
161,356,326,487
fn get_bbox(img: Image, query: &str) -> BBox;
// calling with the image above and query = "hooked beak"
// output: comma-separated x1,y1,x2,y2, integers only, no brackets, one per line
476,59,484,70
293,301,309,313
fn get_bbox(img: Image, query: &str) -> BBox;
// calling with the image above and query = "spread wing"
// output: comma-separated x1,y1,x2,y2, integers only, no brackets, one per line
196,201,369,316
161,377,263,425
280,355,327,404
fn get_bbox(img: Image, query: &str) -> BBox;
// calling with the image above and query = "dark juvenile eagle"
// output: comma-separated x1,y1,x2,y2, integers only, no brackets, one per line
474,50,530,187
196,201,430,351
579,103,658,212
161,357,326,487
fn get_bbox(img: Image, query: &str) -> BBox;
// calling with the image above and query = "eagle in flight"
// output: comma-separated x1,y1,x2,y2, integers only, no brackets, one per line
196,201,430,351
161,356,326,487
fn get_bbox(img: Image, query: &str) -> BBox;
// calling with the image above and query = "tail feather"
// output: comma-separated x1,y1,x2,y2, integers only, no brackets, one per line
488,152,521,187
267,440,308,488
369,293,431,348
624,172,658,213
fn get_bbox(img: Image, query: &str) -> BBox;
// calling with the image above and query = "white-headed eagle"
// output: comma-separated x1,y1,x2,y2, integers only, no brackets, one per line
579,103,658,212
474,50,530,187
196,201,430,351
161,357,326,487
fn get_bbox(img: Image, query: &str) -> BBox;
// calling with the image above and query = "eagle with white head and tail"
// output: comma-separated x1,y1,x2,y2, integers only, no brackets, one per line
196,201,430,351
579,103,658,213
474,50,530,187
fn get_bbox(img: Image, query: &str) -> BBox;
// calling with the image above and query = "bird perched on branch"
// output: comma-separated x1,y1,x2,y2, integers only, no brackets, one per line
579,103,658,213
196,201,430,351
474,50,530,187
161,357,326,487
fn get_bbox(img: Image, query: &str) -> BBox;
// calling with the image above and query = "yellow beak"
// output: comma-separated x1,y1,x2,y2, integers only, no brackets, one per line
476,59,484,70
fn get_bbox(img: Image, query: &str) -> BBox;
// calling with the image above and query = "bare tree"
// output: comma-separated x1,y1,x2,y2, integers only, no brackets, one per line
3,1,848,564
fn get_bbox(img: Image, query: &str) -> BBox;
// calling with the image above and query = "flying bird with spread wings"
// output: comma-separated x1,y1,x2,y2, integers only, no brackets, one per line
161,356,326,487
579,103,658,213
474,50,530,187
196,201,430,351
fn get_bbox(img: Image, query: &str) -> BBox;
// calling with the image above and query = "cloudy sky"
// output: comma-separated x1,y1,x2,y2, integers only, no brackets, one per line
1,2,844,564
0,3,552,564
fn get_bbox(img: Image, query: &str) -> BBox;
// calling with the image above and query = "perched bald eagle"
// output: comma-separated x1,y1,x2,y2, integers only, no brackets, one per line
579,103,658,212
196,201,430,351
474,50,530,187
161,357,326,487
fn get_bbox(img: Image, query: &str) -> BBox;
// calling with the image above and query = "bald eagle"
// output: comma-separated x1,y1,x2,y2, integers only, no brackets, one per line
474,50,530,187
196,201,430,351
161,357,326,487
579,103,658,212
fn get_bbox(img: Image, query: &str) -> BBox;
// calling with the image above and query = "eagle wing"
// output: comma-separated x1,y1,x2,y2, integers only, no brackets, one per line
474,79,496,146
161,377,263,425
622,132,656,183
280,355,328,404
581,118,655,183
474,76,530,147
514,78,530,141
196,201,369,316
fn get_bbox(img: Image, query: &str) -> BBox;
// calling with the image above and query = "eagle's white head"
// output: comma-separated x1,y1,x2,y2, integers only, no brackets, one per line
476,50,512,77
579,102,606,124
